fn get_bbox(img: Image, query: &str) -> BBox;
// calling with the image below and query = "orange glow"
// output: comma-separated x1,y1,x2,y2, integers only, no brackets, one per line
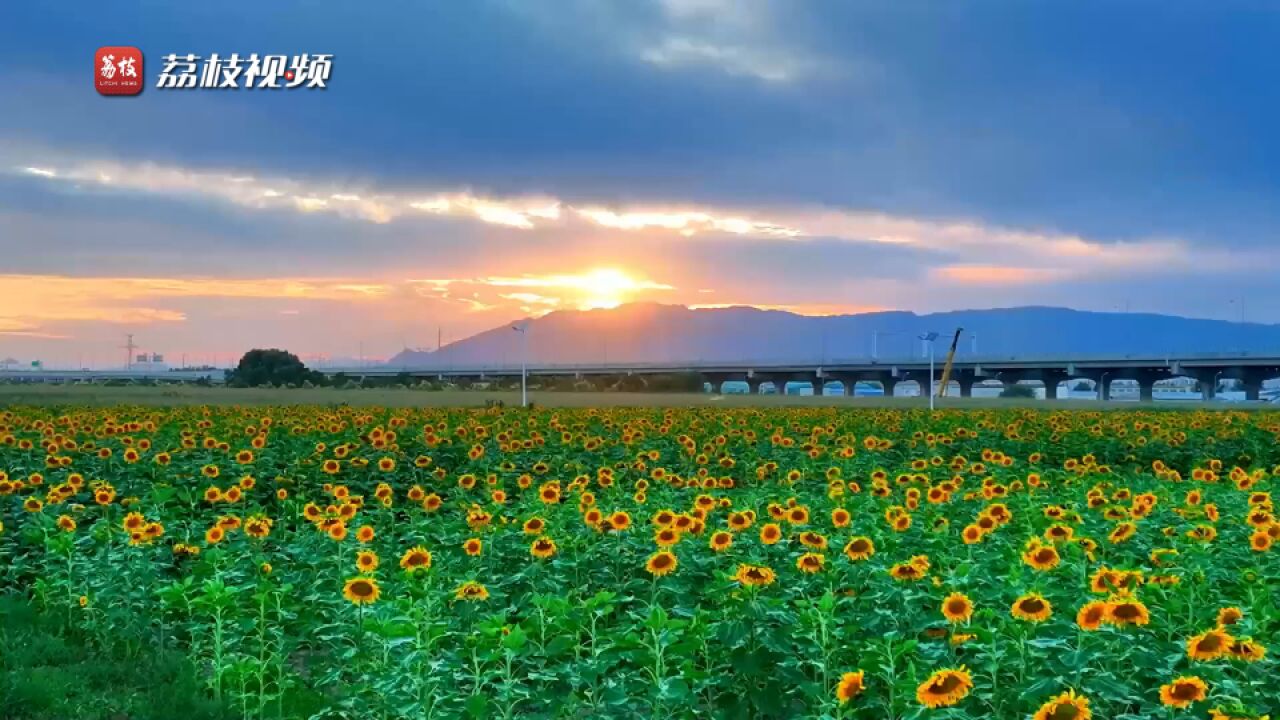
931,265,1063,285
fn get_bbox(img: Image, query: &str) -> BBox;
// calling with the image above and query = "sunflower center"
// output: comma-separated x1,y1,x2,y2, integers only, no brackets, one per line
1171,682,1198,700
351,581,374,597
1199,633,1224,652
928,674,962,694
1020,598,1045,613
1048,702,1080,720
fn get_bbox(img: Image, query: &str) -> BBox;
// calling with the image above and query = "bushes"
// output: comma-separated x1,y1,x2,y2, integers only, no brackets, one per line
999,383,1037,398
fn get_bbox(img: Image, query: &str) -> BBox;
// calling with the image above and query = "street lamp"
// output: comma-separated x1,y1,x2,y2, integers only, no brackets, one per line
511,323,528,407
918,332,939,411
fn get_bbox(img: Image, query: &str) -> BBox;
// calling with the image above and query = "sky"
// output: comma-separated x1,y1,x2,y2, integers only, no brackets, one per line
1,1,1278,368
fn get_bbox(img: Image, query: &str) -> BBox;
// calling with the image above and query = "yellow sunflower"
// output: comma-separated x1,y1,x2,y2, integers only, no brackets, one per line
915,666,973,708
1032,689,1091,720
454,581,490,601
835,670,866,704
399,546,433,573
645,550,678,577
1159,676,1207,709
1011,593,1052,622
342,576,381,605
941,592,973,624
1187,628,1234,661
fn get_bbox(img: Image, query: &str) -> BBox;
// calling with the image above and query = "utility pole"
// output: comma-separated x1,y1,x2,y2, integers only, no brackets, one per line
122,334,137,371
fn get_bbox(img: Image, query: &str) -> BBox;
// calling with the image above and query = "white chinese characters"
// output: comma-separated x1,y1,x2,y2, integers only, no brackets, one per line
157,53,332,89
99,54,138,80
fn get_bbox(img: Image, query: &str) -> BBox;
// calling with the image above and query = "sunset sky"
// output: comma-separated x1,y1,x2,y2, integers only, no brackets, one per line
3,2,1279,367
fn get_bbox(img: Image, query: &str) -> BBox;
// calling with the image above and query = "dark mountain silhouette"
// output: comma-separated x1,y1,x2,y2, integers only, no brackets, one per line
387,303,1280,368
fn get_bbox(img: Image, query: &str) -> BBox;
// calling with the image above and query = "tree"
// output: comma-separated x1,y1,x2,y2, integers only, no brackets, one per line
228,349,324,387
999,383,1037,399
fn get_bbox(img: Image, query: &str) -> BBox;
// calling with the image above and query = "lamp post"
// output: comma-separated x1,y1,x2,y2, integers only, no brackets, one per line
511,323,528,407
918,332,939,411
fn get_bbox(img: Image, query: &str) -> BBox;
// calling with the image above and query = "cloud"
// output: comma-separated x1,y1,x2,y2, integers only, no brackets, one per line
0,274,392,339
635,0,824,83
11,150,1237,282
930,265,1065,285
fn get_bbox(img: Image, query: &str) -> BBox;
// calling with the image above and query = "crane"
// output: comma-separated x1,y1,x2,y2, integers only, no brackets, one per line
935,327,964,398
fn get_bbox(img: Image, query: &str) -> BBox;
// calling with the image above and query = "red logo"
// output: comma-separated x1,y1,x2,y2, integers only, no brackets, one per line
95,47,144,95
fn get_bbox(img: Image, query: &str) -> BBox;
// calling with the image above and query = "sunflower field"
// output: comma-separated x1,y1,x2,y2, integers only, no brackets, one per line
1,404,1277,720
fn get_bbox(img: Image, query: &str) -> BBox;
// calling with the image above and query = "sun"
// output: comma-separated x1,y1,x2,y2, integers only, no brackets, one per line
575,268,640,310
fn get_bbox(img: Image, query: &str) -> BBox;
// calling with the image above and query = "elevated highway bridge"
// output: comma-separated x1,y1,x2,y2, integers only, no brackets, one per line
4,353,1278,401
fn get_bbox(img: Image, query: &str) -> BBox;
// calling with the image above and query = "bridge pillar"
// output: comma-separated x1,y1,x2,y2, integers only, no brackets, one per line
1196,370,1219,401
880,376,898,397
1098,377,1112,401
764,376,791,395
1040,370,1068,400
746,378,763,395
958,378,974,397
1241,370,1263,401
807,373,825,397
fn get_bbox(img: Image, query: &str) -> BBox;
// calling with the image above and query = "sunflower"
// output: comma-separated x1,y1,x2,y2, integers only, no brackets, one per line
1011,593,1052,622
1032,689,1091,720
356,550,379,572
646,550,678,576
1104,593,1150,627
844,536,875,561
709,531,733,552
1187,628,1234,661
1250,531,1272,552
890,562,926,582
355,525,375,543
463,538,483,556
342,577,381,605
734,563,776,587
1159,676,1207,708
205,526,225,544
531,536,557,559
796,552,825,574
399,546,432,573
831,508,852,528
798,531,828,550
56,515,76,532
787,506,809,525
244,516,272,539
522,517,546,534
1229,638,1267,662
1022,542,1061,571
759,523,783,545
941,592,973,624
835,670,866,704
1076,601,1107,631
654,528,681,548
608,511,632,531
1217,607,1244,627
915,666,973,708
454,581,490,601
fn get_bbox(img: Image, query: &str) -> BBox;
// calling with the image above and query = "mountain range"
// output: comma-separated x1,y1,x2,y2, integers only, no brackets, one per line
386,304,1280,368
